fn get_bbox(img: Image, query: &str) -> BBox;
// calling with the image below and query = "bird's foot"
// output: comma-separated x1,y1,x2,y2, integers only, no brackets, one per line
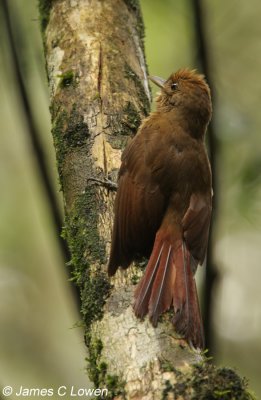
88,177,118,191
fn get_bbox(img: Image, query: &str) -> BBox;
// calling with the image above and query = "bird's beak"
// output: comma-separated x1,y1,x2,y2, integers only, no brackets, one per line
149,75,166,89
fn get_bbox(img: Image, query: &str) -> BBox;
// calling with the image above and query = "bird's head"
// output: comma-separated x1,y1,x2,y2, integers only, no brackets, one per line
149,68,212,127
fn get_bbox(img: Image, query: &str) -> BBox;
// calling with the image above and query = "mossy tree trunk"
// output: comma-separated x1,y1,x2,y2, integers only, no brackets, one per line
39,0,253,399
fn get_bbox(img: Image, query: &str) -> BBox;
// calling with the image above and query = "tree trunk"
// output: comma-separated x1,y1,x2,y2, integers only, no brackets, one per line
39,0,253,399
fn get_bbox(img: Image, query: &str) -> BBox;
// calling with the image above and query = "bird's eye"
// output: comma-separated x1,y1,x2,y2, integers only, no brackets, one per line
171,82,178,91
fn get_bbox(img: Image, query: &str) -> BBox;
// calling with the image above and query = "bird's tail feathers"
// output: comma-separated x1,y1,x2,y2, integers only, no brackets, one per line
133,231,204,349
172,242,204,348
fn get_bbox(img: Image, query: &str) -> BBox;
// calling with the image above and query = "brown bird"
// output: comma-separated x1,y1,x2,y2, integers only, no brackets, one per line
108,68,212,349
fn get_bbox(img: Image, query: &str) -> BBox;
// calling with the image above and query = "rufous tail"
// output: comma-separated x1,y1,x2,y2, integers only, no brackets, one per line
133,232,204,349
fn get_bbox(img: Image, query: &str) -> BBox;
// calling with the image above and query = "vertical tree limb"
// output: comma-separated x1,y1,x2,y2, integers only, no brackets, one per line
1,0,65,254
191,0,220,352
1,0,81,304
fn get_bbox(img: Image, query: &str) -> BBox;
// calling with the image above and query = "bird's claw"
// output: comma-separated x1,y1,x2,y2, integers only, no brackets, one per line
88,177,118,191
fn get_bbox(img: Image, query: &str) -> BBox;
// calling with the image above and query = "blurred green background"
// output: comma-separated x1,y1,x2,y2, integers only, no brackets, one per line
1,0,261,398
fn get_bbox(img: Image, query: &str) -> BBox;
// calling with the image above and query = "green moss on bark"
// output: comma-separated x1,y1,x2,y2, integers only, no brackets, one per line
86,338,104,385
106,99,144,150
107,135,129,151
105,374,126,399
62,185,112,392
124,63,150,116
64,105,90,148
86,336,126,399
38,0,53,33
51,103,90,188
162,363,255,400
122,0,145,50
122,101,141,134
58,70,75,88
60,178,113,391
62,186,111,323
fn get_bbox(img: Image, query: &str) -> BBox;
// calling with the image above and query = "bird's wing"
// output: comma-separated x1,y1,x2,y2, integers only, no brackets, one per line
182,192,212,265
108,128,166,275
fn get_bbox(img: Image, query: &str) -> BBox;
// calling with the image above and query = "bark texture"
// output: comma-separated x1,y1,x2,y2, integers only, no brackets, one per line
39,0,254,399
